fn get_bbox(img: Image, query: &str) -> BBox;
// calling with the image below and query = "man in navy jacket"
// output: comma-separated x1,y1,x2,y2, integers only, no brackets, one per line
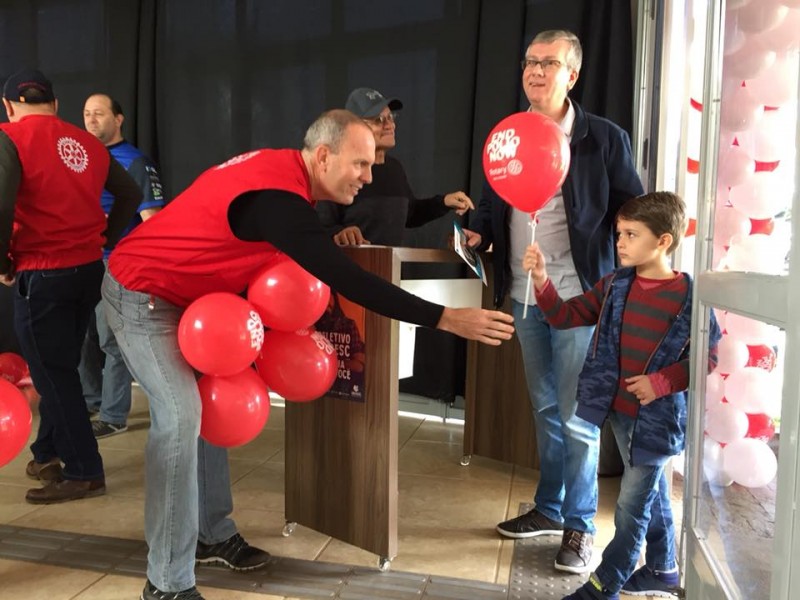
464,29,644,573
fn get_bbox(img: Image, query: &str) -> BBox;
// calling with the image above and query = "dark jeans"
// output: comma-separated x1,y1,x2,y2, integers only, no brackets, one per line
14,261,105,481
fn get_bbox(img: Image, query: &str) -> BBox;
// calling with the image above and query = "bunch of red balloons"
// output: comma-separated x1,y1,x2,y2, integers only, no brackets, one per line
176,255,338,447
248,256,337,402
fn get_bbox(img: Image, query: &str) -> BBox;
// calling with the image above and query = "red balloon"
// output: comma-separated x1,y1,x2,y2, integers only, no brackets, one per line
482,111,570,213
746,344,777,371
746,413,775,442
749,218,775,235
685,218,697,237
255,329,337,402
0,352,28,385
178,293,264,376
247,256,330,332
0,379,33,468
197,368,271,447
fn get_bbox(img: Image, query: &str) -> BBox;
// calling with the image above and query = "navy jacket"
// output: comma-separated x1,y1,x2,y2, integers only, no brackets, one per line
470,101,644,307
574,268,722,465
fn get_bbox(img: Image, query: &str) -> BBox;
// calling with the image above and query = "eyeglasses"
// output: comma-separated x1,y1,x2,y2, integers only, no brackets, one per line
365,112,398,126
521,58,564,73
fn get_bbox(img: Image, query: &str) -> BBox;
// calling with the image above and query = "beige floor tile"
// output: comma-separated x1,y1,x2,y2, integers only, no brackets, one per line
228,507,331,561
70,572,286,599
227,428,284,463
9,493,145,540
231,462,285,512
0,559,103,600
411,418,465,445
398,414,425,448
398,473,510,528
0,481,40,524
399,440,513,482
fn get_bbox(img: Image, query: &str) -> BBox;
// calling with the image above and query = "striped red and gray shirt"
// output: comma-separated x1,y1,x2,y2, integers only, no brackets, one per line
535,272,690,417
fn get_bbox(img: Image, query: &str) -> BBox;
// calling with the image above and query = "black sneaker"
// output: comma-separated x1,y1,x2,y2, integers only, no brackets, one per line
555,528,593,574
496,508,564,538
195,533,270,571
92,420,128,439
140,579,205,600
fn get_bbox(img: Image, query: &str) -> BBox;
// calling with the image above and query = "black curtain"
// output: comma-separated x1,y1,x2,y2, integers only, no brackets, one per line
0,0,636,402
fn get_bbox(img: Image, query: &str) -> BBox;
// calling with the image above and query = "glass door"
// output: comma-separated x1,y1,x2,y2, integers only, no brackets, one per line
681,1,799,599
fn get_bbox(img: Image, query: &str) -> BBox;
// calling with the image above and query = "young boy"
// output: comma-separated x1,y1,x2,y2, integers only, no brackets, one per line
522,192,720,600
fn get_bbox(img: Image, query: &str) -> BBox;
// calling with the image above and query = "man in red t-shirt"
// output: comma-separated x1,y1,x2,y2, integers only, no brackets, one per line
0,68,141,504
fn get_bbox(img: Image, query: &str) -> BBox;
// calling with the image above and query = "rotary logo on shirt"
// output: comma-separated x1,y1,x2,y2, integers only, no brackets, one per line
57,136,89,173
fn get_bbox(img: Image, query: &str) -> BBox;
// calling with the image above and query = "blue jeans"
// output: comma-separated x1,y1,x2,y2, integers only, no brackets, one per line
15,262,105,480
595,411,676,593
512,300,599,533
101,272,237,592
79,261,134,425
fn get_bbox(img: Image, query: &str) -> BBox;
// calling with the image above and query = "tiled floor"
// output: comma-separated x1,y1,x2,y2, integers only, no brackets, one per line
0,388,670,599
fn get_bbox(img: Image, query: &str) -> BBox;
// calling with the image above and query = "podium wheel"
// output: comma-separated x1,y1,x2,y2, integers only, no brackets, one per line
460,454,471,466
282,521,296,537
378,556,391,571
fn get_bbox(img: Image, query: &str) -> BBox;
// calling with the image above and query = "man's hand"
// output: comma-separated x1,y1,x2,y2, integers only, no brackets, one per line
522,243,548,290
461,228,482,248
436,307,514,346
333,226,370,246
444,191,475,215
0,272,15,287
626,375,657,405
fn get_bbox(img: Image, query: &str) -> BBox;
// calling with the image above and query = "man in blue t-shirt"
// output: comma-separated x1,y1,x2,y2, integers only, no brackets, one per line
78,93,165,438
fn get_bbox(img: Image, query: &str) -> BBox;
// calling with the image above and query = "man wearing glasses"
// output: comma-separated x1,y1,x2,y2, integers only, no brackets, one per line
464,30,644,576
316,87,473,246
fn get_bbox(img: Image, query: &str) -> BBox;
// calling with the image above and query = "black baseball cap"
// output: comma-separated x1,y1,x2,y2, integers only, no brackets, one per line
2,68,55,104
345,87,403,118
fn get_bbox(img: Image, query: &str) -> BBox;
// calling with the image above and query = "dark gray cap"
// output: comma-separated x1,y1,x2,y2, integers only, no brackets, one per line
345,87,403,118
2,68,55,104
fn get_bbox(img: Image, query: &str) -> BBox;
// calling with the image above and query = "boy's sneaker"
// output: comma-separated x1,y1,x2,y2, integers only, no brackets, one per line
92,420,128,439
140,579,205,600
621,565,680,597
562,574,620,600
196,532,270,571
555,528,593,573
496,508,564,538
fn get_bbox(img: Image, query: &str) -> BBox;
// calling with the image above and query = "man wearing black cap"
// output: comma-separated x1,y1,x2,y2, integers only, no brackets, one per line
0,68,142,503
316,87,474,246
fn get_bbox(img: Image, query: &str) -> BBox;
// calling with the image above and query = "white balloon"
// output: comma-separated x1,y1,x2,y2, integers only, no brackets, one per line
729,171,787,219
726,234,787,274
714,205,752,247
735,106,797,162
746,53,799,108
720,82,765,133
724,367,781,414
723,438,778,488
713,308,728,333
716,334,750,374
717,144,755,188
722,36,776,80
758,7,800,52
705,402,749,444
737,1,789,33
706,371,726,406
724,312,780,345
703,436,733,486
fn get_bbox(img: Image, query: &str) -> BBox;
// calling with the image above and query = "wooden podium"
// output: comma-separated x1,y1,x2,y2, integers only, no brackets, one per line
283,247,468,569
463,257,538,469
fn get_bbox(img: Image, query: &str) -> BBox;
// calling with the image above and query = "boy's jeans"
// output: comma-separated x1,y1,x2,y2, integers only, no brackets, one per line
512,301,600,533
596,410,676,593
101,272,237,592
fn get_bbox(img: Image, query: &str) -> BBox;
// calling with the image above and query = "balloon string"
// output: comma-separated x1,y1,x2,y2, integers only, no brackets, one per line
522,213,538,319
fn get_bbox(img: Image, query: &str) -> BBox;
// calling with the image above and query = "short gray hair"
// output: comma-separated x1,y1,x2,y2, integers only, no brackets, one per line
529,30,583,72
303,109,365,153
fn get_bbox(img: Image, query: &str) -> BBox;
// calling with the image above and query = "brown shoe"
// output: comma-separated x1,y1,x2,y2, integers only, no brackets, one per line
25,459,63,482
554,528,593,574
25,478,106,505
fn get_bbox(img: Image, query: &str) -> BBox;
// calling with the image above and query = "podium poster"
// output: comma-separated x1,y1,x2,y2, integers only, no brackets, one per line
314,292,366,401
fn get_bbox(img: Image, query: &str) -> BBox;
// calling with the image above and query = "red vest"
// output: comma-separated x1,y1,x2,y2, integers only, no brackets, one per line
1,114,109,271
109,149,312,307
